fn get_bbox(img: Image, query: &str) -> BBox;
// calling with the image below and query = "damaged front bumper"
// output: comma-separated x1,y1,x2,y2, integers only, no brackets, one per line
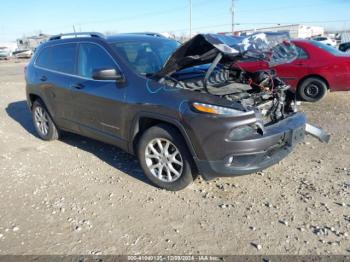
305,123,330,143
193,113,329,180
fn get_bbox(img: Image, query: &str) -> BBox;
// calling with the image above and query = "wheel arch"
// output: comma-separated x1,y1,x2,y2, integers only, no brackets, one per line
297,74,330,91
28,93,42,108
27,92,58,125
129,113,198,159
30,93,60,140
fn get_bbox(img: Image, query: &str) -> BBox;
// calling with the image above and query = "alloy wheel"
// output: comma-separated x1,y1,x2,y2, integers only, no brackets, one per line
34,106,49,136
145,138,183,182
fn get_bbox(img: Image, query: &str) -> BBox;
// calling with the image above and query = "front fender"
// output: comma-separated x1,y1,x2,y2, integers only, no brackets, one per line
128,111,198,158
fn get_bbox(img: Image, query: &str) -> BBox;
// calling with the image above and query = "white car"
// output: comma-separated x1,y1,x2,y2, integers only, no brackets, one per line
0,47,11,60
14,49,33,59
313,36,337,47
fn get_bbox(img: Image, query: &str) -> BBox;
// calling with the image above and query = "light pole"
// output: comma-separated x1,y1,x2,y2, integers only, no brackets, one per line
189,0,192,37
231,0,235,35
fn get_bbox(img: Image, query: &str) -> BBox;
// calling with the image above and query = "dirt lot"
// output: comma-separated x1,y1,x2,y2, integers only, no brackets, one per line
0,60,349,255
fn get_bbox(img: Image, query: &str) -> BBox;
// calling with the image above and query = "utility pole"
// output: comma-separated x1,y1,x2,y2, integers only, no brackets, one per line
72,25,77,37
189,0,192,38
231,0,235,35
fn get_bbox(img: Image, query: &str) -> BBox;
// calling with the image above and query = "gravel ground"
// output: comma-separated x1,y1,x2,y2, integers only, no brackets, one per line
0,61,349,255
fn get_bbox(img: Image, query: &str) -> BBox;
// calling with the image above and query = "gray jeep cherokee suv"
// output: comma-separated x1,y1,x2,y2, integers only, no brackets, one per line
25,32,329,191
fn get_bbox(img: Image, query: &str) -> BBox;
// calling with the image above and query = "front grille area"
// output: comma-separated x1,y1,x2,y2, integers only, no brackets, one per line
228,125,259,140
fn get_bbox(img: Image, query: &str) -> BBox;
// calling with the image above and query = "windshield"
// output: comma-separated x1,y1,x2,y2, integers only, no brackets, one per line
310,40,348,56
110,38,180,75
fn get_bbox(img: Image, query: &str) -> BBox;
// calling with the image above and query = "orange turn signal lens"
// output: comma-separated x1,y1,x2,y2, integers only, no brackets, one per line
192,103,218,114
192,102,249,116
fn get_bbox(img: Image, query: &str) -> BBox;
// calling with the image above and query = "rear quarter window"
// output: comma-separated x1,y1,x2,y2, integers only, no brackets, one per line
35,47,52,69
297,47,308,59
35,43,77,74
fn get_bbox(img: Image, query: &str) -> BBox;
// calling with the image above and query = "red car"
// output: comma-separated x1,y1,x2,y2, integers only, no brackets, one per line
238,39,350,102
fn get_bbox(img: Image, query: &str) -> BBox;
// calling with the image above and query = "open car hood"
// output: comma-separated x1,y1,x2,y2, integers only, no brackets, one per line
155,32,298,78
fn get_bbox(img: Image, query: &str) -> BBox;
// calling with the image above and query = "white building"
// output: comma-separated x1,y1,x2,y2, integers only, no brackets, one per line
236,24,325,39
340,32,350,43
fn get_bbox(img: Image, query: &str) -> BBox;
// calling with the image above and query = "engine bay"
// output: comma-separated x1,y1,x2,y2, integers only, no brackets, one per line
163,64,297,124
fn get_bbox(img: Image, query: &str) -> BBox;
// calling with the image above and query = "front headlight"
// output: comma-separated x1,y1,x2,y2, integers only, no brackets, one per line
192,102,249,116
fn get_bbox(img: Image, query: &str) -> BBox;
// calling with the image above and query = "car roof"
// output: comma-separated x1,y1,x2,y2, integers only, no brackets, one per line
105,33,169,43
38,33,173,49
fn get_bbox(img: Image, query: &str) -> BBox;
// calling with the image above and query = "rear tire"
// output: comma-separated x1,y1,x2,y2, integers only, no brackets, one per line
32,100,59,141
298,77,327,102
137,124,196,191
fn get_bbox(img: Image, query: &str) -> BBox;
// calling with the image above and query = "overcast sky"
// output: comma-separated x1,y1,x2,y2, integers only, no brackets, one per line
0,0,349,42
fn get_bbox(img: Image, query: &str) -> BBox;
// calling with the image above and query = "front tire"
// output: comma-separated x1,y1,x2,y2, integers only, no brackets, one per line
298,77,328,102
32,100,59,141
137,124,196,191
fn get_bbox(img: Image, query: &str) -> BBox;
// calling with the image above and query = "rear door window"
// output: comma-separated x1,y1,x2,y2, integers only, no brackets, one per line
77,43,116,78
36,43,77,74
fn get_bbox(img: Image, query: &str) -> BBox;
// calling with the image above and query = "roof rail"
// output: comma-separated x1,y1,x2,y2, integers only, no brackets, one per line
49,32,104,41
129,32,166,38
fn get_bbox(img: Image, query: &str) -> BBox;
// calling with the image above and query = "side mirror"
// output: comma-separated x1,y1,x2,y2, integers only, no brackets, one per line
92,68,125,83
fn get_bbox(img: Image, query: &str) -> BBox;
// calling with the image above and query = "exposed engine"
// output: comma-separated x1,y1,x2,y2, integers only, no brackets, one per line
164,65,296,124
228,67,296,122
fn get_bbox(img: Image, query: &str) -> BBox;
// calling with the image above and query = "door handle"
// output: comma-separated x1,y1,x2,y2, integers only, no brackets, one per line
40,76,47,82
71,83,85,90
